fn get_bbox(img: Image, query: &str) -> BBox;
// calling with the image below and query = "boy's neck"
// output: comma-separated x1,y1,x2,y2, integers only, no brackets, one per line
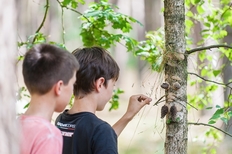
68,95,97,114
24,94,56,121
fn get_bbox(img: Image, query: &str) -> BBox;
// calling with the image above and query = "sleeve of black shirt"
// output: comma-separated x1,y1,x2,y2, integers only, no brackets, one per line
92,123,118,154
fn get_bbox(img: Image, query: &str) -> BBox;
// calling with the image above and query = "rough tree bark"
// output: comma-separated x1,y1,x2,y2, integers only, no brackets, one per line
0,0,19,153
163,0,188,153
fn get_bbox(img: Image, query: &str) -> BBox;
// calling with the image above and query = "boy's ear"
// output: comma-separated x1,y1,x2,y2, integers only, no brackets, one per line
95,77,105,92
54,80,64,96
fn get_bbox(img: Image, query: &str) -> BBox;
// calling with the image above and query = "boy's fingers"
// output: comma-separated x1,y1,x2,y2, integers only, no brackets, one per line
143,98,152,105
137,96,152,105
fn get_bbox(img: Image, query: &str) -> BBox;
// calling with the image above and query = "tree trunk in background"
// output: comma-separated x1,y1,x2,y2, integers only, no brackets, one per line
0,0,19,153
223,26,232,146
144,0,163,31
164,0,188,153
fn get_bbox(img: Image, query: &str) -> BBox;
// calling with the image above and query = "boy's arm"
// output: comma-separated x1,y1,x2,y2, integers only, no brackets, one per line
112,95,152,136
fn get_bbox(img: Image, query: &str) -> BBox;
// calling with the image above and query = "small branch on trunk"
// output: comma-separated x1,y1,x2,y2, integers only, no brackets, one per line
188,122,232,138
188,72,232,89
153,95,166,106
187,44,232,55
32,0,49,43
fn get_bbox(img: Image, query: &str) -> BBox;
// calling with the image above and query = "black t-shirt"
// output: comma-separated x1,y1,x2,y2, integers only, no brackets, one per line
55,110,118,154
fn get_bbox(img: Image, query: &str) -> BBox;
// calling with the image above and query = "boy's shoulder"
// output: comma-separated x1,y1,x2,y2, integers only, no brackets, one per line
19,115,63,154
19,115,61,136
56,111,108,129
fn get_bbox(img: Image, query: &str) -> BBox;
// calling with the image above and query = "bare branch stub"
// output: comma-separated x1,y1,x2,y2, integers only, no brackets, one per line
187,44,232,55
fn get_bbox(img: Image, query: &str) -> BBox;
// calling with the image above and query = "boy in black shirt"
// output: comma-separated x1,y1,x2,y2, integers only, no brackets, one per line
55,47,152,154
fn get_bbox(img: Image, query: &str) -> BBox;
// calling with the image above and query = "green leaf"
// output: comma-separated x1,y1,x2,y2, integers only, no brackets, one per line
78,0,85,4
228,111,232,117
222,9,232,19
71,1,78,8
213,70,221,77
199,51,206,62
216,105,221,108
208,120,216,124
186,11,194,17
84,10,102,17
191,0,201,4
209,108,224,122
197,5,204,14
62,0,72,6
204,22,211,28
24,103,30,109
220,117,228,125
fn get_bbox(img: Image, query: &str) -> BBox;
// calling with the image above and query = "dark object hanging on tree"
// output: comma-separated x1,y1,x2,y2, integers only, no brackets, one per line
161,82,170,90
172,82,181,90
161,105,169,118
170,105,177,118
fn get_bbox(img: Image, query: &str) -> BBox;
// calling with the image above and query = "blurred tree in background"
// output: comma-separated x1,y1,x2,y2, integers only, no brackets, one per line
0,0,18,153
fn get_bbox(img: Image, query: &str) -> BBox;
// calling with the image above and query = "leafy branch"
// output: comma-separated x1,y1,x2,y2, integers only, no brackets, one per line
32,0,49,43
188,72,232,89
188,122,232,138
187,44,232,54
221,2,232,19
56,0,90,22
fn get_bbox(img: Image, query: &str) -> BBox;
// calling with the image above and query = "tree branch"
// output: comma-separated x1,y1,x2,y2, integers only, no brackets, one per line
188,122,232,138
56,0,90,22
32,0,49,43
153,94,166,106
188,72,232,89
61,7,65,44
221,3,232,19
187,44,232,54
186,102,198,110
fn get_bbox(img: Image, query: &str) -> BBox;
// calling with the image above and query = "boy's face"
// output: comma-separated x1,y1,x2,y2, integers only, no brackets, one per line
55,72,76,112
97,79,116,111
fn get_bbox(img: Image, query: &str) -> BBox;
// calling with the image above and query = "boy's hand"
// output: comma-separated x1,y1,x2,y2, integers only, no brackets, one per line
125,94,152,120
112,94,152,136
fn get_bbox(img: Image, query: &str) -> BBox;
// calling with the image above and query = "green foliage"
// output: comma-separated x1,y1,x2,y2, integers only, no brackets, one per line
185,1,232,152
109,88,124,111
61,0,85,9
79,0,141,49
134,29,165,72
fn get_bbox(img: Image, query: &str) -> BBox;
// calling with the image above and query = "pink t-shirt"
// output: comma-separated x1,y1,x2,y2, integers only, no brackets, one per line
19,115,63,154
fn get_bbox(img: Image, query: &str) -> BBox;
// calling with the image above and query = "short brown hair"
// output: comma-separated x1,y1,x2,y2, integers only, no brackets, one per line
23,43,79,94
72,46,120,96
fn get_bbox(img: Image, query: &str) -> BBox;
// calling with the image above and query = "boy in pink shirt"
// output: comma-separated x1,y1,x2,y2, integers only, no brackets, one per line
18,43,79,154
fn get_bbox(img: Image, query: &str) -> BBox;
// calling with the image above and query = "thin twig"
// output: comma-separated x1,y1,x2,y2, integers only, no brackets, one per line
221,3,232,19
32,0,49,43
187,44,232,55
61,7,65,44
188,122,232,138
153,95,166,106
188,72,232,89
56,0,90,22
186,102,198,110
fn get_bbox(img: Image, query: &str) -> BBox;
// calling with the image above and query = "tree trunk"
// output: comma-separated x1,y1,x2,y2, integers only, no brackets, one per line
164,0,188,153
0,0,19,153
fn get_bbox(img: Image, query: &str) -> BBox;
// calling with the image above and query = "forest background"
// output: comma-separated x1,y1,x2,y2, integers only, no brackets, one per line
1,0,232,153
